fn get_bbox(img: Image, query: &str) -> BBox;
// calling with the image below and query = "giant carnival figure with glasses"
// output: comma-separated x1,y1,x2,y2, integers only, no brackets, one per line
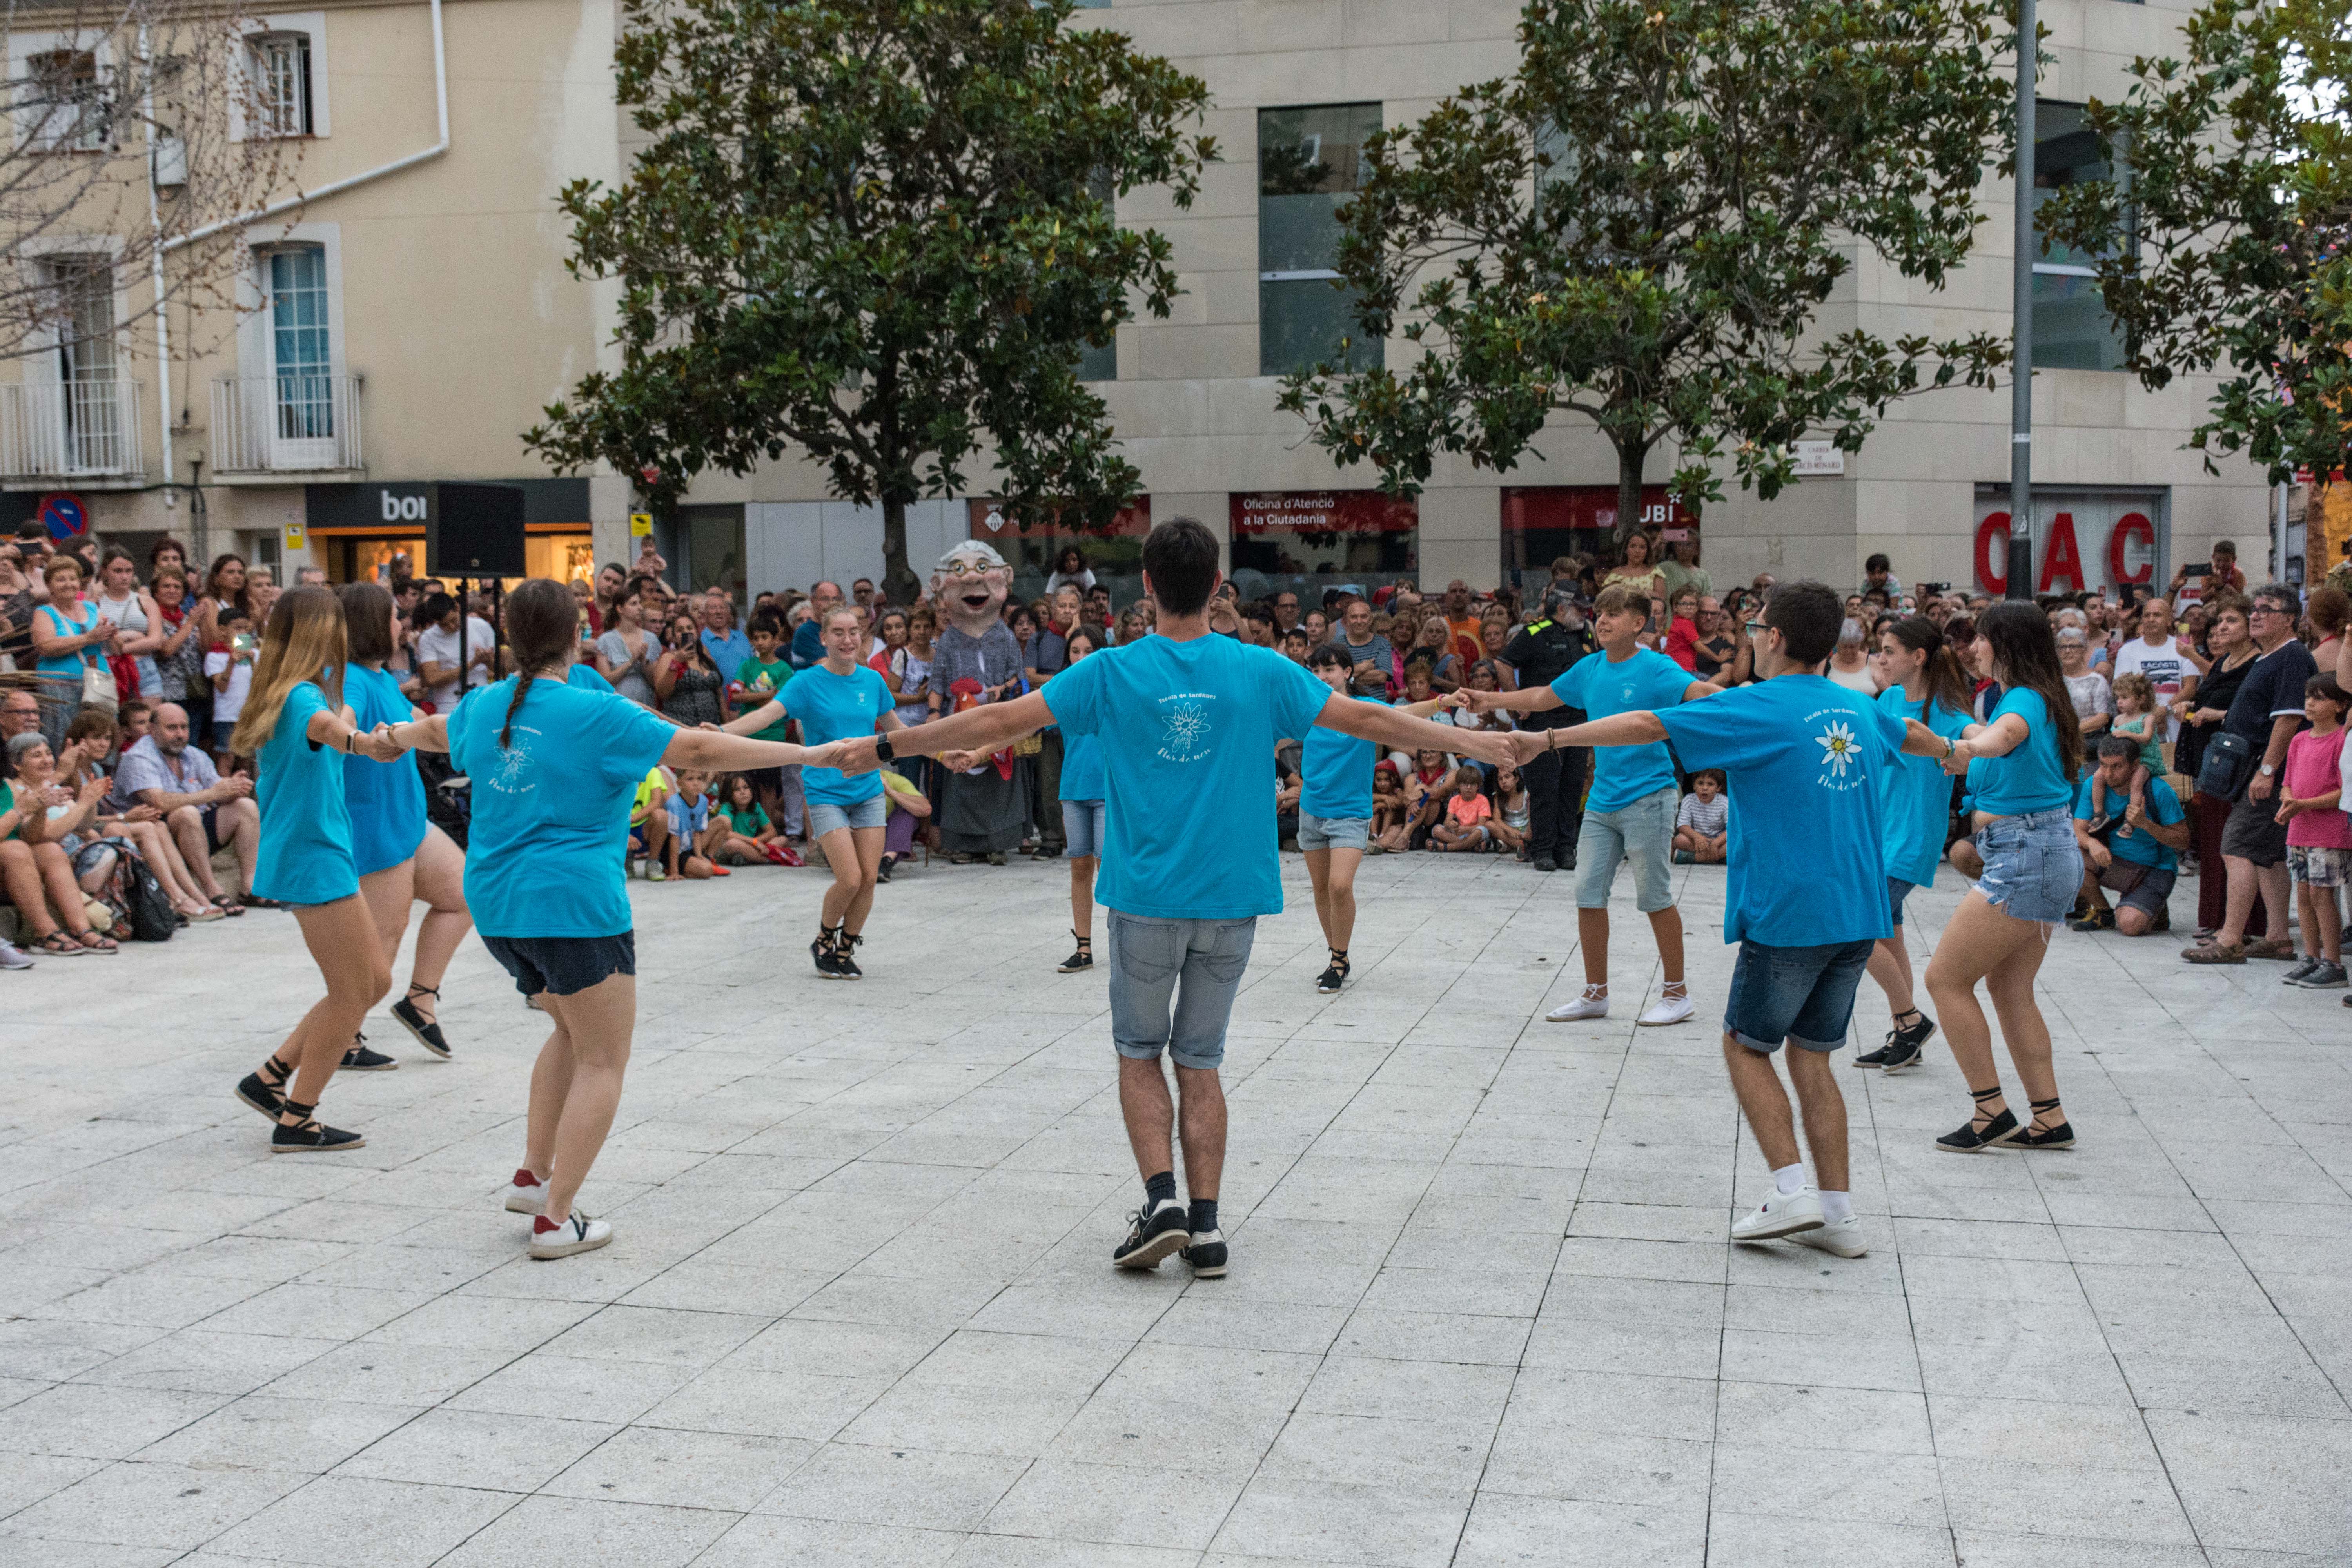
927,541,1032,864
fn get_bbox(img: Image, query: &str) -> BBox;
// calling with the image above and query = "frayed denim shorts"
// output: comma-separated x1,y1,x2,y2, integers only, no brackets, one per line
1972,807,2084,925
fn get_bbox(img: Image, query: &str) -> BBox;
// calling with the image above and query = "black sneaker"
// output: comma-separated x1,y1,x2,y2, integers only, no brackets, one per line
1181,1228,1228,1278
2067,907,2115,933
390,990,452,1059
1853,1041,1893,1069
341,1037,398,1071
1058,936,1093,973
271,1101,365,1154
875,854,895,884
834,932,864,981
1878,1013,1937,1074
1558,849,1577,871
1112,1199,1190,1270
1532,855,1557,873
1315,950,1350,994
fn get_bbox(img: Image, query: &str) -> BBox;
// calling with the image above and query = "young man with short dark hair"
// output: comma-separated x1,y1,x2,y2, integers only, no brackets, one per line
1505,580,1954,1256
834,518,1508,1278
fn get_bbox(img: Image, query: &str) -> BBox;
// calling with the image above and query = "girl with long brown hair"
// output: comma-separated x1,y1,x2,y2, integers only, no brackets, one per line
1857,615,1978,1071
383,579,845,1258
1924,602,2087,1153
230,586,410,1153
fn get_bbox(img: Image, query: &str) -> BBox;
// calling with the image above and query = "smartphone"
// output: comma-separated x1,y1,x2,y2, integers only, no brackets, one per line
2182,563,2210,578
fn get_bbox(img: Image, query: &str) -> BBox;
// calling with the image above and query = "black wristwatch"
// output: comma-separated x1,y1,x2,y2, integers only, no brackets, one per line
873,735,895,762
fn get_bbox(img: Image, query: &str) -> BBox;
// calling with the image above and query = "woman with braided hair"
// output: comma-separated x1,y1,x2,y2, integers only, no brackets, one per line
381,578,845,1259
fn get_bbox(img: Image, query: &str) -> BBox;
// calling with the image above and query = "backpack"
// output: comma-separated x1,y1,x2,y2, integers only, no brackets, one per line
107,847,177,942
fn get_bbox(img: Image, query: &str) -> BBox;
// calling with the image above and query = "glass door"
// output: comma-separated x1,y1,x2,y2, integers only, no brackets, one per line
266,247,336,468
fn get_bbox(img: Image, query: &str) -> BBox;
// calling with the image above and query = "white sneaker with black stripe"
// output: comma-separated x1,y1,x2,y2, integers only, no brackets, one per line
529,1211,611,1259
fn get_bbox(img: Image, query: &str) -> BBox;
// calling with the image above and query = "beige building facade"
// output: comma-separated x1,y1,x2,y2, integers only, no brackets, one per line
4,0,2278,607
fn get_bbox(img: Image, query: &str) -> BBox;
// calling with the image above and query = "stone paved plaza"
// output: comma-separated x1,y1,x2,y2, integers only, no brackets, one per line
0,849,2347,1567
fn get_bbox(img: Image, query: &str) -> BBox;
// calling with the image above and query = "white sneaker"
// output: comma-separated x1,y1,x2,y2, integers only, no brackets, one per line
646,864,668,882
1793,1215,1869,1257
1546,989,1610,1022
1637,989,1695,1027
529,1211,612,1259
502,1168,548,1215
1731,1187,1824,1242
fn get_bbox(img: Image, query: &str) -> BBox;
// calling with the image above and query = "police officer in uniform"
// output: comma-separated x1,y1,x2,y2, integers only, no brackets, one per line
1501,585,1597,871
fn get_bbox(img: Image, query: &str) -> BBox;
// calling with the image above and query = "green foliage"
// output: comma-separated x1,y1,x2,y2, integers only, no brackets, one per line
2036,0,2352,490
526,0,1213,598
1276,0,2014,537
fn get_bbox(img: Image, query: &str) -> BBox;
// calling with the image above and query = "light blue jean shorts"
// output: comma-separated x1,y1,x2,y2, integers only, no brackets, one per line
808,795,889,837
1972,807,2084,924
1062,799,1107,859
1107,911,1256,1072
1298,812,1370,853
1574,784,1678,912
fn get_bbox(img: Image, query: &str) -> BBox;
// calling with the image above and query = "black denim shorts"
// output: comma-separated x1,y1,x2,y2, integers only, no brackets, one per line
481,932,637,998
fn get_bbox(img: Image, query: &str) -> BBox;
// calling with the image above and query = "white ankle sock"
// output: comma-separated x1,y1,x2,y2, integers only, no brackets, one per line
1771,1163,1807,1196
1820,1189,1853,1222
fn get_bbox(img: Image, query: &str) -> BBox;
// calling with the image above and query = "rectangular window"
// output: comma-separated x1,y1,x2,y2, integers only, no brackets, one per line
1077,169,1118,381
47,257,119,471
268,246,333,439
250,32,313,138
2031,101,2126,372
29,50,104,150
1259,103,1381,376
1228,490,1417,602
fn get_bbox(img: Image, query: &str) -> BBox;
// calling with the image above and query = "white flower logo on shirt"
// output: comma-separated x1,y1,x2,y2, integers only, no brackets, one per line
1158,701,1210,763
1815,720,1859,778
488,728,539,796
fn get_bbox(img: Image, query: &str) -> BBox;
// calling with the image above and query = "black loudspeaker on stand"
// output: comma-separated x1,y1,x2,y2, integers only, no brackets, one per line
425,483,528,579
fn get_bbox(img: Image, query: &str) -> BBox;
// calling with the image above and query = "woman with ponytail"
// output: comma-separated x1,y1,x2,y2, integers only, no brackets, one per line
381,578,844,1259
1855,616,1977,1072
338,581,474,1067
230,587,410,1154
1924,602,2087,1154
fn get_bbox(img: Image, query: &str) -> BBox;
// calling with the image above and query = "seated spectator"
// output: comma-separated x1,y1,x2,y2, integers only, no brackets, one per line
1,739,114,954
629,764,673,880
1400,747,1454,850
1457,662,1517,733
1490,760,1530,857
1674,769,1730,864
1663,588,1704,672
1430,764,1496,852
1369,760,1407,853
662,768,728,879
1826,619,1880,693
5,731,120,951
711,772,793,866
111,700,258,911
2278,675,2349,987
877,766,929,882
2071,735,2190,935
58,710,220,922
1279,627,1312,664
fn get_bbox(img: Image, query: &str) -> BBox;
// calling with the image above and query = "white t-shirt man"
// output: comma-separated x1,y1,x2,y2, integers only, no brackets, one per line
2114,634,2190,741
415,615,497,713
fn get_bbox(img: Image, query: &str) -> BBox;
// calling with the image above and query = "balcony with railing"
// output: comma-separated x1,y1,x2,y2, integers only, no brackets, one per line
0,378,144,483
211,372,363,477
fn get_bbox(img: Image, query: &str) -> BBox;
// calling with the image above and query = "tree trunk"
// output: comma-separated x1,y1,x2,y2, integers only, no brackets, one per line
880,494,922,607
1612,438,1650,545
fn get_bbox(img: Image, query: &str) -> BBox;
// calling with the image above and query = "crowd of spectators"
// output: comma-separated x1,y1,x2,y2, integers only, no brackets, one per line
5,518,2347,993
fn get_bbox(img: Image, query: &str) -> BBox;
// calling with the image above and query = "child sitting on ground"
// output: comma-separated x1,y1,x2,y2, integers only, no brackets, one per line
1490,760,1531,857
662,768,729,880
2277,674,2350,989
1673,768,1729,864
713,772,796,865
2089,671,2165,827
1370,761,1408,853
1430,764,1496,851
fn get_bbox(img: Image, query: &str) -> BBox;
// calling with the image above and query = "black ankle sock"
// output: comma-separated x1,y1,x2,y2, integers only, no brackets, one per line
1144,1171,1178,1207
1189,1198,1218,1235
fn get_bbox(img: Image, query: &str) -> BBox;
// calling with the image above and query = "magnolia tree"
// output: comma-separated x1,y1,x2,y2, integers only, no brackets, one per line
1278,0,2019,539
0,0,298,361
528,0,1214,603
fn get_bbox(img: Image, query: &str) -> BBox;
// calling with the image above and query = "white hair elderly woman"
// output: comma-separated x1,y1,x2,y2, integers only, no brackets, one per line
1826,617,1881,694
2055,616,2115,735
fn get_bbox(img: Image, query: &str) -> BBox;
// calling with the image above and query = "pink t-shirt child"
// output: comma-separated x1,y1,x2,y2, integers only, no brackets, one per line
2283,727,2351,849
1448,791,1492,828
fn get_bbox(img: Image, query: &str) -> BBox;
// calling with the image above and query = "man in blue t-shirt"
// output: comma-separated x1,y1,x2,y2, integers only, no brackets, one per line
1504,581,1953,1261
834,519,1508,1281
2071,735,2190,938
1465,582,1719,1028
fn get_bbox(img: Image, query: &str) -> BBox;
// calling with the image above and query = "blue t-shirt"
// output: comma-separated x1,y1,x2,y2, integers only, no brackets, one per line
2074,773,2185,871
1059,728,1105,802
1551,648,1699,813
1044,634,1332,919
1875,686,1972,888
253,681,359,906
450,677,675,938
1301,693,1388,820
700,627,753,683
567,661,615,694
666,791,710,839
341,663,427,877
1657,674,1906,948
779,663,891,805
1967,688,2074,816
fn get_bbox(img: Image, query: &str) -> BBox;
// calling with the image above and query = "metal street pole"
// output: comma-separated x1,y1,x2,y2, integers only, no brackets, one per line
2008,0,2036,600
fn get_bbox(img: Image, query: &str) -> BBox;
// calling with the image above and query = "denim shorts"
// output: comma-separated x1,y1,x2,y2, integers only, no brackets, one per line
808,795,889,836
1887,877,1917,927
483,932,636,998
1723,937,1876,1054
1575,785,1677,912
1972,807,2085,924
1107,911,1256,1072
1062,799,1107,859
1298,812,1370,853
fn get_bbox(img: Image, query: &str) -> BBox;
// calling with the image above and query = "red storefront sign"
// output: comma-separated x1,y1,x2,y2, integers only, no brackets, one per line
1229,491,1418,534
1501,486,1693,535
1972,497,2160,594
968,497,1151,538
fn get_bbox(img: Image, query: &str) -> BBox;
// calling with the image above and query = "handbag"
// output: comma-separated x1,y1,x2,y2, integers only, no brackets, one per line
80,655,118,717
2195,728,2254,802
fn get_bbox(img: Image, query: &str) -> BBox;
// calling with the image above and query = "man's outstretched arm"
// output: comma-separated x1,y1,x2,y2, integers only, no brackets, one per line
1501,710,1666,765
834,691,1056,773
1315,695,1516,766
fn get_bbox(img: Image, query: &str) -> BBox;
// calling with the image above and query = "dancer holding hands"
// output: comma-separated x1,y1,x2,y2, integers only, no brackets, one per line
381,579,843,1258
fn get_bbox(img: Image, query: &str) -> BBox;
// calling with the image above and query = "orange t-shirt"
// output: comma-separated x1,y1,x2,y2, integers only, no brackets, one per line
1445,615,1484,668
1448,792,1492,826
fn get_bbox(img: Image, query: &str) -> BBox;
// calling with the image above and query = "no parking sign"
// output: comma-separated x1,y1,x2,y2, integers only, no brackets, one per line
37,492,86,543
